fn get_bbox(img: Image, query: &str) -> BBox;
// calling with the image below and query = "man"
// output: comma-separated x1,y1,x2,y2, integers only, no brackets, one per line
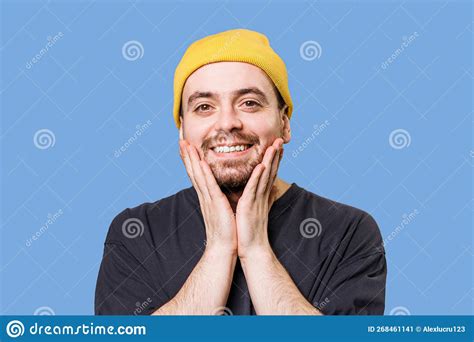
95,29,386,315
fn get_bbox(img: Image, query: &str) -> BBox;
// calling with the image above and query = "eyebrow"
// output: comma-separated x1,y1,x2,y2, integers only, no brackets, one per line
187,91,215,107
234,87,269,105
186,87,269,107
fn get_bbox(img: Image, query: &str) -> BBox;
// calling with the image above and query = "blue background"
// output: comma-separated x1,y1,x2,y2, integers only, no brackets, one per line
1,0,472,315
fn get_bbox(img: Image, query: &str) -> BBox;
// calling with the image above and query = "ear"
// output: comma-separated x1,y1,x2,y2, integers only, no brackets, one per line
281,106,291,144
179,116,184,140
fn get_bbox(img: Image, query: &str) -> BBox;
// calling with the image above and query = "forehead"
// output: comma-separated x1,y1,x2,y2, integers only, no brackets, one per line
182,62,275,99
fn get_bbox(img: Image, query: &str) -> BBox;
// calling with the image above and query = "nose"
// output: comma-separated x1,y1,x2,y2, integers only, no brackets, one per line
214,105,243,132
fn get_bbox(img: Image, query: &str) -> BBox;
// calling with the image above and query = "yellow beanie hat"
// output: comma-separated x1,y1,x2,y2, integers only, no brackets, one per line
173,28,293,128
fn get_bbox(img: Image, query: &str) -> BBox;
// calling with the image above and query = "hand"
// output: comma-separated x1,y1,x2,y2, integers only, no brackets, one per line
235,138,284,258
179,140,237,255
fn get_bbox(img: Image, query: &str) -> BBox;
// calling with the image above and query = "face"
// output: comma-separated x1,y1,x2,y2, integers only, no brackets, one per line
180,62,291,192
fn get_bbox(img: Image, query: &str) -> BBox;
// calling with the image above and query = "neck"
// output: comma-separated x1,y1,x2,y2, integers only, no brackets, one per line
223,177,291,213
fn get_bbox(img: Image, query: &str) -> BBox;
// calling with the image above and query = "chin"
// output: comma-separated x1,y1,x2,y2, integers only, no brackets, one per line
204,146,264,192
209,162,258,193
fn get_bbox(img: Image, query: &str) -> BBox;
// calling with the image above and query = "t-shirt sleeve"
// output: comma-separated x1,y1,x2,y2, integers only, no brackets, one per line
318,213,387,315
94,211,167,315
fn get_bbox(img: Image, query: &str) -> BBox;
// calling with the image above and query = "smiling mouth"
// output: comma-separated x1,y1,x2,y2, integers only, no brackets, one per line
210,144,254,156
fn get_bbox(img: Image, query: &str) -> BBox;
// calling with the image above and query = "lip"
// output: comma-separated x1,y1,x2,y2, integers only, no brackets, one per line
209,142,253,148
209,144,254,158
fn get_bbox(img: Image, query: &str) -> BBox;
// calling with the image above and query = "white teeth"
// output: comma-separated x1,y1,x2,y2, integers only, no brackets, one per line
213,145,249,154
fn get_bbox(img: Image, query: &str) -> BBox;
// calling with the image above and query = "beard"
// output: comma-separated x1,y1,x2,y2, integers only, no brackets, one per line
201,131,263,193
207,152,262,193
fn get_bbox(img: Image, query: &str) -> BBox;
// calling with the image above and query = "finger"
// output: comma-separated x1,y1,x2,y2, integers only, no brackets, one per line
180,141,209,207
256,143,278,194
268,181,279,207
199,159,224,199
181,142,208,204
241,163,265,200
270,137,283,152
187,144,211,201
266,143,283,194
179,141,197,188
258,138,284,194
273,137,283,149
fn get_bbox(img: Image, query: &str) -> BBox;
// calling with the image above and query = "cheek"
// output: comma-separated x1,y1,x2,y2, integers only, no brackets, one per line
183,125,209,158
255,129,281,148
247,114,281,137
183,121,204,144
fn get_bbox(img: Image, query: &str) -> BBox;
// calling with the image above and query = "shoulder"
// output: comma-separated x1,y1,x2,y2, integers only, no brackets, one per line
295,185,375,224
104,187,197,244
295,185,384,254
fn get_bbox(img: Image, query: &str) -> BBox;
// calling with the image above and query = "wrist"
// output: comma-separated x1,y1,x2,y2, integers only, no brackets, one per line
204,244,237,259
239,243,275,266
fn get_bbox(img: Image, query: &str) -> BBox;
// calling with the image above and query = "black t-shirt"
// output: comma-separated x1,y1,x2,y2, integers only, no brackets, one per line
95,183,386,315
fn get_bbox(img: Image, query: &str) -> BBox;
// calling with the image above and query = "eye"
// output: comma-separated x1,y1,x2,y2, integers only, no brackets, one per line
243,100,260,107
240,100,262,112
194,104,212,113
